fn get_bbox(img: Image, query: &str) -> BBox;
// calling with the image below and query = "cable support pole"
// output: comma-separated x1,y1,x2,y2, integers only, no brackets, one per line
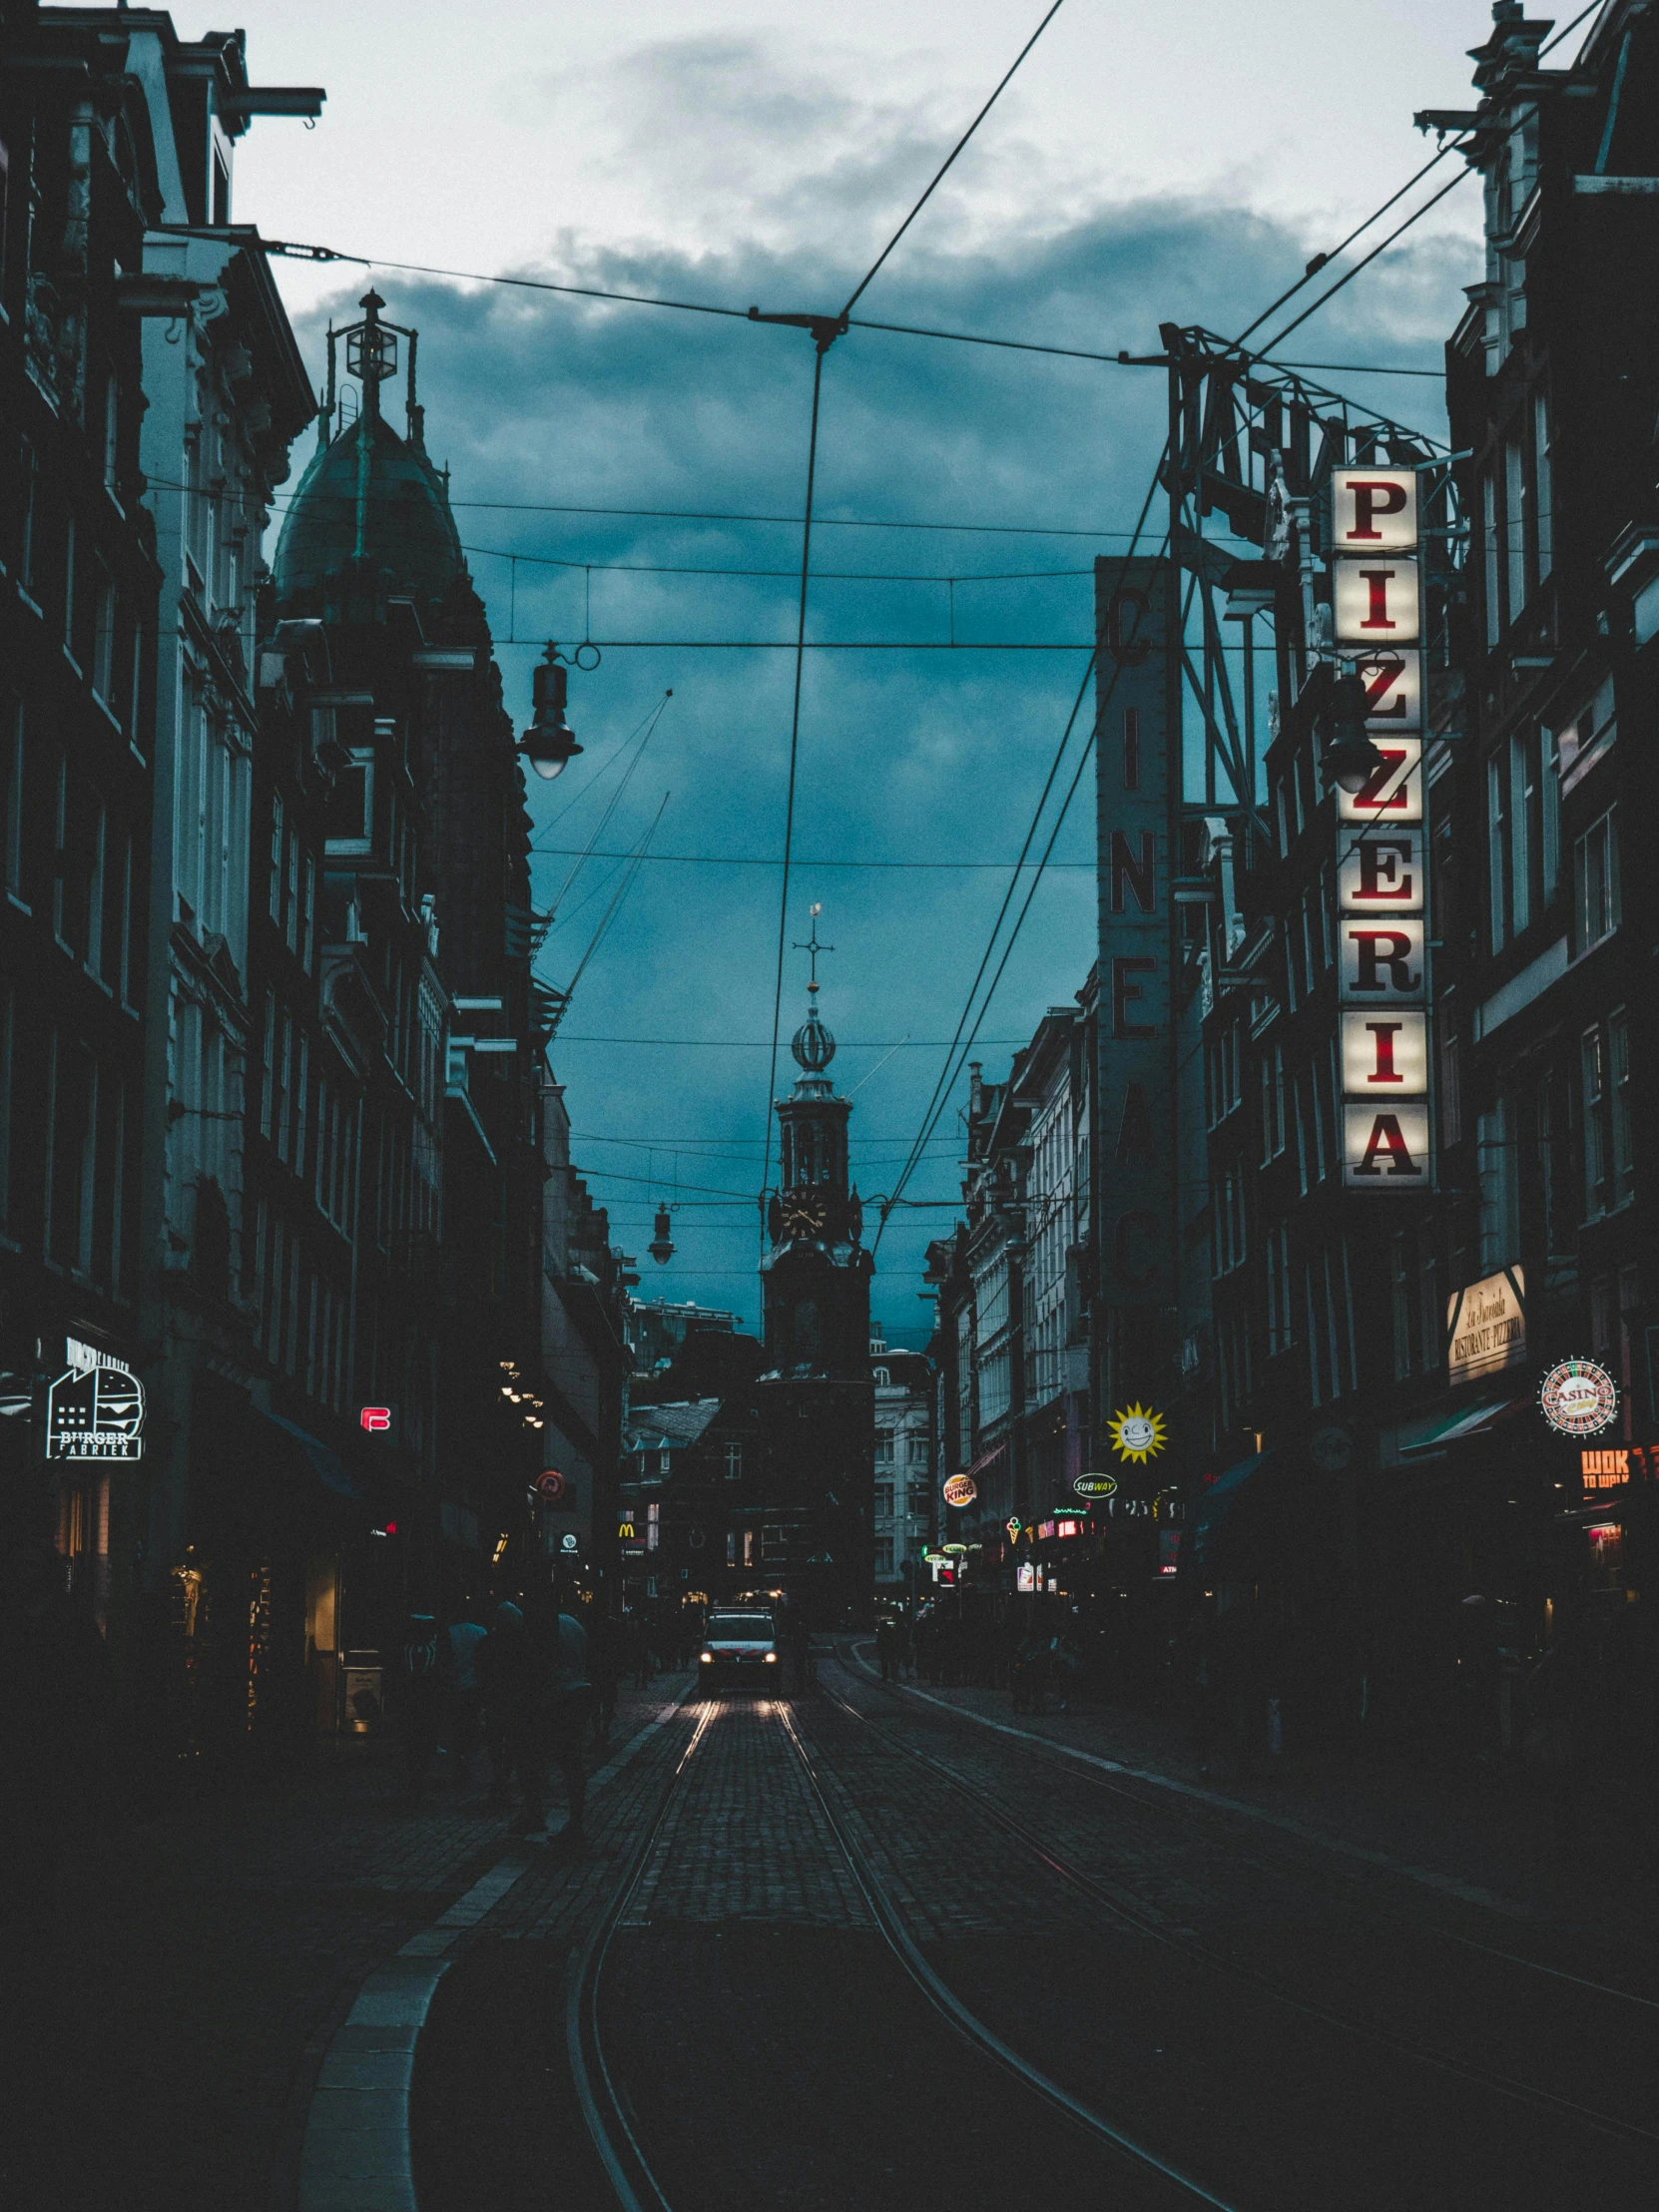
759,337,831,1260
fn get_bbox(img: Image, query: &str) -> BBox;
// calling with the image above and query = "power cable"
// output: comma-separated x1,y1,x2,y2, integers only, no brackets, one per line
758,341,830,1246
1258,167,1473,355
874,455,1163,1247
542,692,671,914
1230,141,1459,349
530,847,1093,869
839,0,1070,318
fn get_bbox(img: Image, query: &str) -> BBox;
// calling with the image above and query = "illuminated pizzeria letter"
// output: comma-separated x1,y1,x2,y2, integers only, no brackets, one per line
1335,557,1421,644
1341,1009,1427,1094
1350,650,1421,728
1344,1102,1430,1187
1332,467,1417,551
1339,918,1426,1003
1339,831,1421,911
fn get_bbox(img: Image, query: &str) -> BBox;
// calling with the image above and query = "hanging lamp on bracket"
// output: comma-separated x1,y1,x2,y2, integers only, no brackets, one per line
649,1206,675,1266
519,642,584,781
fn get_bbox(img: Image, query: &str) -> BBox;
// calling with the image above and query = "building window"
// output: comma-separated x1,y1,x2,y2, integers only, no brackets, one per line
724,1441,743,1480
1542,727,1560,902
875,1428,894,1465
91,563,116,706
268,792,283,925
260,990,276,1139
1510,732,1531,938
1582,1028,1609,1220
1576,809,1619,955
1505,433,1527,627
0,984,13,1233
18,437,38,593
63,517,77,661
1438,1010,1461,1150
874,1536,894,1576
1487,756,1507,951
1534,389,1553,581
873,1366,889,1386
1609,1008,1633,1206
875,1484,894,1517
646,1500,659,1551
1266,1222,1293,1356
1478,1099,1518,1267
762,1524,788,1561
51,755,68,948
3,700,23,908
325,751,374,854
658,1448,671,1477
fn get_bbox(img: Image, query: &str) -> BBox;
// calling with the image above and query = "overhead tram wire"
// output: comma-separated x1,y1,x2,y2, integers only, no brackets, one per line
258,230,1438,384
756,337,829,1253
1257,166,1474,356
873,454,1165,1253
837,0,1071,320
752,0,1074,1250
874,118,1487,1241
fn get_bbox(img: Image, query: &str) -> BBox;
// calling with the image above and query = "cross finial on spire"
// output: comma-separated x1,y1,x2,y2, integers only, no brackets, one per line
794,902,833,997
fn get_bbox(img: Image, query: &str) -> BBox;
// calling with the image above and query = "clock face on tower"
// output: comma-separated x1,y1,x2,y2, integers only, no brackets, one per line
781,1193,827,1239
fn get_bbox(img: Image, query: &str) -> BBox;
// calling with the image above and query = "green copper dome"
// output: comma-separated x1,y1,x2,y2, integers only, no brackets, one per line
272,406,464,621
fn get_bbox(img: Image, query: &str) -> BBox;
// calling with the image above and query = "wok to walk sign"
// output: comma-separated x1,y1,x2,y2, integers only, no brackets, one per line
1445,1268,1526,1386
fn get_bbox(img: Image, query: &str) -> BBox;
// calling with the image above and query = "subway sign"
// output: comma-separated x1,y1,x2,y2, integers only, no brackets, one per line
1332,467,1431,1193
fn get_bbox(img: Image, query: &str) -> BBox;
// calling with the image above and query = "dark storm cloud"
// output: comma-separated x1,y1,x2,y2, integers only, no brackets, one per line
285,161,1472,1340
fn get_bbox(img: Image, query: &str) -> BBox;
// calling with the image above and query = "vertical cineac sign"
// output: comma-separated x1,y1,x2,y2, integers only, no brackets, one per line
1330,467,1432,1194
1096,559,1173,1300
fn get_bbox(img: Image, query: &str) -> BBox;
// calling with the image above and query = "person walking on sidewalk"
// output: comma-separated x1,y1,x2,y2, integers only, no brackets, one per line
480,1598,530,1813
526,1578,594,1853
393,1613,446,1805
875,1616,898,1683
444,1601,488,1788
587,1605,620,1751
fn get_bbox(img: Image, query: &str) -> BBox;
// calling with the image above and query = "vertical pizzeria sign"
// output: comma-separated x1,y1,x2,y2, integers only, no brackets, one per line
1331,468,1431,1192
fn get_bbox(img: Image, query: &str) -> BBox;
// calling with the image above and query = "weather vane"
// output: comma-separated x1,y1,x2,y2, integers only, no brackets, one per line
794,902,833,998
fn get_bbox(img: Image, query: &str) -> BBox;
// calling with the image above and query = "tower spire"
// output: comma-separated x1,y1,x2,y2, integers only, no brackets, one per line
790,903,836,1076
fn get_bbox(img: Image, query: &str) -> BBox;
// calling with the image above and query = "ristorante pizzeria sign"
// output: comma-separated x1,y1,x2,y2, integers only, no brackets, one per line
1332,467,1432,1193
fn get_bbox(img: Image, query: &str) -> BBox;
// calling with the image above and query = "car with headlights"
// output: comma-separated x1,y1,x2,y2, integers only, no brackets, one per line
699,1607,785,1691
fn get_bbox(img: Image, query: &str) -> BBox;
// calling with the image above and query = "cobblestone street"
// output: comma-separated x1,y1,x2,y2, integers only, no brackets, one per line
16,1648,1656,2211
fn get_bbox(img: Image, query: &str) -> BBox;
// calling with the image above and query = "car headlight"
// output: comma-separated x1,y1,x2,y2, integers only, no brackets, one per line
764,1650,778,1663
700,1649,714,1663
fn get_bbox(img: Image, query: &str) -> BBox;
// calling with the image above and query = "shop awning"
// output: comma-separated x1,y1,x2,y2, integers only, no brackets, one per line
258,1407,361,1501
1188,1449,1272,1565
1397,1396,1529,1460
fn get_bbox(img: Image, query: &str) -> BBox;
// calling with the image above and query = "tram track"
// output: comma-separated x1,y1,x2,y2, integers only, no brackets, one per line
836,1635,1659,2016
821,1649,1659,2156
566,1690,1242,2212
844,1636,1659,2016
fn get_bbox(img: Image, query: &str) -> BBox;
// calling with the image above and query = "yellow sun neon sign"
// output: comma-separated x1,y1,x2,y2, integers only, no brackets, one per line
1106,1403,1167,1464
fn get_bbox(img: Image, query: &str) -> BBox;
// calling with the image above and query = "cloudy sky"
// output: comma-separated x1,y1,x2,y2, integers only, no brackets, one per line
172,1,1581,1342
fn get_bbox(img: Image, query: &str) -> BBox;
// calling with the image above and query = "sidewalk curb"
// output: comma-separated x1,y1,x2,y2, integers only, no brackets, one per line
842,1641,1527,1921
294,1685,693,2212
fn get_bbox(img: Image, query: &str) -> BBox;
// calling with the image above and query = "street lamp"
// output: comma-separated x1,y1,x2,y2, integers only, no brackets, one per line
1319,668,1386,796
518,642,584,781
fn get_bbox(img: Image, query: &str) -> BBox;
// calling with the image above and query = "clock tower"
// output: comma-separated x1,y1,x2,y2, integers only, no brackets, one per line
758,913,873,1617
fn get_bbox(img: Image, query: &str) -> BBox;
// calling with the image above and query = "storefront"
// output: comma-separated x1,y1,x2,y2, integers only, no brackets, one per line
39,1329,149,1637
170,1372,370,1766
